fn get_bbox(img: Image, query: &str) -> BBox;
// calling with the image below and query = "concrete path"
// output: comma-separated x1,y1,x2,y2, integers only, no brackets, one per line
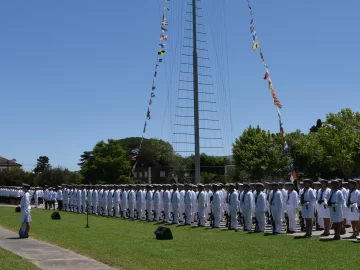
0,227,113,270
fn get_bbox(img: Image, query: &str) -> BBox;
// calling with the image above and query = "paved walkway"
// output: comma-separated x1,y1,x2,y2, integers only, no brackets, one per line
0,227,113,270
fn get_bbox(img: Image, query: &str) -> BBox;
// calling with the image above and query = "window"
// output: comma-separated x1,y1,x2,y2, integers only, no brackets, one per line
144,172,148,178
139,172,143,178
133,172,138,178
160,171,165,178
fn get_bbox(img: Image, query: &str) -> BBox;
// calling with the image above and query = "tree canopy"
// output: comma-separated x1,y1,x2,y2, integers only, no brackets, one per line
34,156,51,174
232,126,288,181
80,139,131,184
233,108,360,181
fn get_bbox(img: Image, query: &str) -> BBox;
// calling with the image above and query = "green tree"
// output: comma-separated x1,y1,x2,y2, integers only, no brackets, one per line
80,139,131,184
0,167,35,186
34,156,51,174
34,167,83,187
317,108,360,179
232,125,288,181
118,137,175,167
77,151,93,167
310,119,323,133
185,153,229,175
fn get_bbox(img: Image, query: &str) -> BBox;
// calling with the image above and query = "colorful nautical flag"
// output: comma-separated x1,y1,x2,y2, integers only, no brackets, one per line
158,49,165,55
143,121,147,133
263,72,269,80
160,35,168,41
252,40,259,51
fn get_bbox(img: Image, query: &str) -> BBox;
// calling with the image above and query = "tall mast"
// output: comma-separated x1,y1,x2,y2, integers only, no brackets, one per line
192,0,200,184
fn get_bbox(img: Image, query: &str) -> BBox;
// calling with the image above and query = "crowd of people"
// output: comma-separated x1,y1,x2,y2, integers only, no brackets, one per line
0,179,359,240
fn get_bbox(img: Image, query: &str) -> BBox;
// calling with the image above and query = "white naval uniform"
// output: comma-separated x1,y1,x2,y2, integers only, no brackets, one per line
171,190,180,224
270,190,283,233
328,189,345,223
300,188,316,219
286,190,298,232
197,191,206,226
20,192,32,223
255,191,266,232
229,190,239,230
346,189,359,221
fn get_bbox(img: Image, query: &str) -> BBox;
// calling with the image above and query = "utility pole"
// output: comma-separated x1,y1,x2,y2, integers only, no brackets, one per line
192,0,200,184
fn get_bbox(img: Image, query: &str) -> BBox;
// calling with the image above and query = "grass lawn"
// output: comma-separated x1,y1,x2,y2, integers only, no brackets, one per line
0,207,359,270
0,246,40,270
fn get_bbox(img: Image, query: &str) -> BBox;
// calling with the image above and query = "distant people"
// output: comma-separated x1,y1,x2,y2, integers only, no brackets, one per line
19,184,32,238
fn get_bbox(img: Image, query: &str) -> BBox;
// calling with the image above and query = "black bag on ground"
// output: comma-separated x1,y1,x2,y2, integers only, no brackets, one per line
154,226,173,240
51,212,61,220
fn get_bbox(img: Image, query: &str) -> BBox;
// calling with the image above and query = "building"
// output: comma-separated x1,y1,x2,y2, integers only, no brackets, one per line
133,166,171,184
0,157,22,171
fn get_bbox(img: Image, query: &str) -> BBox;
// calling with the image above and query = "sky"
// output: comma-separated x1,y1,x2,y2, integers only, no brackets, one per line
0,0,359,171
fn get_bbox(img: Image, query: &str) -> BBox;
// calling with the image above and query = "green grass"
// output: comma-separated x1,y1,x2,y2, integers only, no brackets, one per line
0,207,358,270
0,246,40,270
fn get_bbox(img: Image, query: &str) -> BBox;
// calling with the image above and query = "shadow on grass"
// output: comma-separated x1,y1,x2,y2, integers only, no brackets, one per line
319,238,338,242
263,233,277,237
293,235,312,240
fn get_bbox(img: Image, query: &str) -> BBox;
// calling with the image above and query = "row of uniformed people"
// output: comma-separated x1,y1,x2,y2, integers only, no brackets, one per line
299,178,360,240
0,186,63,210
1,182,298,233
0,186,24,204
53,182,299,233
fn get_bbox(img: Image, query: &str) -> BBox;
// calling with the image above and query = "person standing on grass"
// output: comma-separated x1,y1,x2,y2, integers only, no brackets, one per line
254,183,266,233
299,179,316,237
269,182,283,234
171,184,180,224
339,181,349,235
184,184,193,225
346,180,359,238
20,184,32,238
316,180,331,236
56,186,63,211
228,183,239,230
328,180,345,240
34,187,40,208
285,182,298,233
82,185,87,214
93,185,99,215
240,183,253,231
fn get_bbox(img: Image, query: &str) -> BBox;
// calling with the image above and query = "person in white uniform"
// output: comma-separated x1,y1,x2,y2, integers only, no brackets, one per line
240,183,254,231
184,184,193,225
328,180,345,240
20,184,32,238
346,180,359,238
197,184,206,227
270,182,283,234
299,179,316,237
171,184,180,224
254,183,266,232
316,179,331,236
285,182,298,233
228,183,239,230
